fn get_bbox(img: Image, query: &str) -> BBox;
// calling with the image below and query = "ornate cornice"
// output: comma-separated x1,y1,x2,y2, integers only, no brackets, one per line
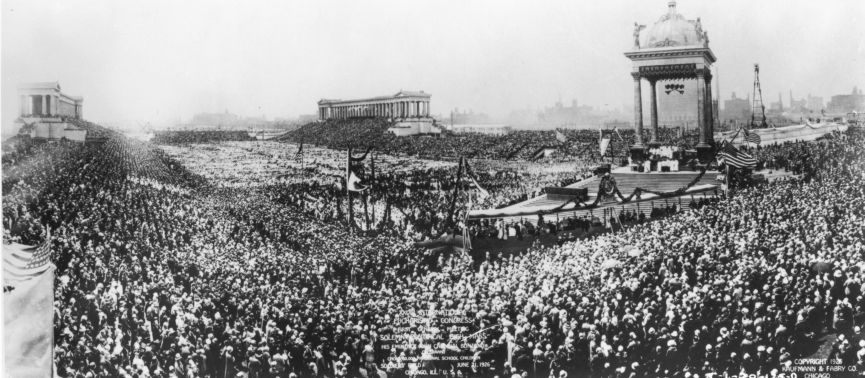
624,47,716,63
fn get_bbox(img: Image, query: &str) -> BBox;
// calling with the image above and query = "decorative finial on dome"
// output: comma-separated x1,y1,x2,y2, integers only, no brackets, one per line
668,1,677,14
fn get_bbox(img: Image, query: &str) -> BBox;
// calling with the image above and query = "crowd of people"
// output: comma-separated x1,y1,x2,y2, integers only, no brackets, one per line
3,117,864,377
153,130,257,145
279,119,699,163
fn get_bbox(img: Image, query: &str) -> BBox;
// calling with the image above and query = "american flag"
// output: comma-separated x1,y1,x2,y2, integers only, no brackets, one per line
3,229,53,285
718,143,756,169
744,130,761,145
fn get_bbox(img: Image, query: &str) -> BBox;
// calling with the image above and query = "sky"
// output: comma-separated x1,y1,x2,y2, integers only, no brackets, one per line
2,0,864,134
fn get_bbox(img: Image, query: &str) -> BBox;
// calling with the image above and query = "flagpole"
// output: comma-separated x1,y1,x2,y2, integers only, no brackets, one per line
346,147,353,234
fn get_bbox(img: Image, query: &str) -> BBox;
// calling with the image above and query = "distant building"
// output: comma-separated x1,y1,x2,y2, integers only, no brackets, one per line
806,94,823,112
826,87,865,113
788,91,807,112
769,92,784,112
450,108,492,125
505,108,539,127
537,99,596,126
18,82,83,119
318,90,431,121
722,92,750,120
317,91,439,136
16,82,94,142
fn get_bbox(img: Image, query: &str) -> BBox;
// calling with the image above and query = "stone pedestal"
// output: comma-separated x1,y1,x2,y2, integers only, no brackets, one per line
696,144,714,164
629,146,647,162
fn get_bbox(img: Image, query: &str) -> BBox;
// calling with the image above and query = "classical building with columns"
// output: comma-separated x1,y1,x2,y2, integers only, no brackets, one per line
318,90,439,136
19,82,84,119
318,90,431,120
626,1,716,162
16,82,92,142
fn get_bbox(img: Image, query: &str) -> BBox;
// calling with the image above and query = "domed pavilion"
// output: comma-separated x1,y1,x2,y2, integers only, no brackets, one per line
626,1,717,162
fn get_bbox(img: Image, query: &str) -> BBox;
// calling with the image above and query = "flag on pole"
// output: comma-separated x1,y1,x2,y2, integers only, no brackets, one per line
467,175,489,198
744,129,761,145
463,158,489,198
600,138,611,156
4,230,54,378
717,142,757,168
555,130,567,143
294,142,304,164
346,148,371,192
347,170,367,191
613,127,624,142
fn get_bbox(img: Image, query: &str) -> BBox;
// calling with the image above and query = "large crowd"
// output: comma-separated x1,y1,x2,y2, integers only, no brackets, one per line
279,119,699,163
153,130,257,145
3,119,864,377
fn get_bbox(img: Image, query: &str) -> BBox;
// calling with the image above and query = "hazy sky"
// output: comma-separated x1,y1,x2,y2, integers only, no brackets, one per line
2,0,864,133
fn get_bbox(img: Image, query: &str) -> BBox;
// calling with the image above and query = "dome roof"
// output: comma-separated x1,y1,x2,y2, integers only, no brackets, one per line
640,1,707,49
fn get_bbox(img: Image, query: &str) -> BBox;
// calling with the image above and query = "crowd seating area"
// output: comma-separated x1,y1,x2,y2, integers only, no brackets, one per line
278,119,700,163
3,120,864,377
152,130,256,145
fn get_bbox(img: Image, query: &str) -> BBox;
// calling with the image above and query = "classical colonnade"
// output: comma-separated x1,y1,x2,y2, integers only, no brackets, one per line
20,94,83,119
18,82,84,119
319,93,431,121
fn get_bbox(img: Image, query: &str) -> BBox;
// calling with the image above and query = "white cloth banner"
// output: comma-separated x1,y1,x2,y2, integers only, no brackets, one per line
4,265,55,378
599,138,611,156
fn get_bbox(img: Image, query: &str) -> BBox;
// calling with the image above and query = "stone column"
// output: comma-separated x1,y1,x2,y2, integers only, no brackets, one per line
649,79,659,145
696,69,708,149
631,72,644,148
41,95,47,116
705,74,714,143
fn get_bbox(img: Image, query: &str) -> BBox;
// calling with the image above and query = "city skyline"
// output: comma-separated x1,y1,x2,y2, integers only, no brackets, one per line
3,0,864,135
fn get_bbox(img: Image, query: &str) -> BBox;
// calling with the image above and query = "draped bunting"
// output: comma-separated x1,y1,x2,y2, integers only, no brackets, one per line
535,142,732,216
